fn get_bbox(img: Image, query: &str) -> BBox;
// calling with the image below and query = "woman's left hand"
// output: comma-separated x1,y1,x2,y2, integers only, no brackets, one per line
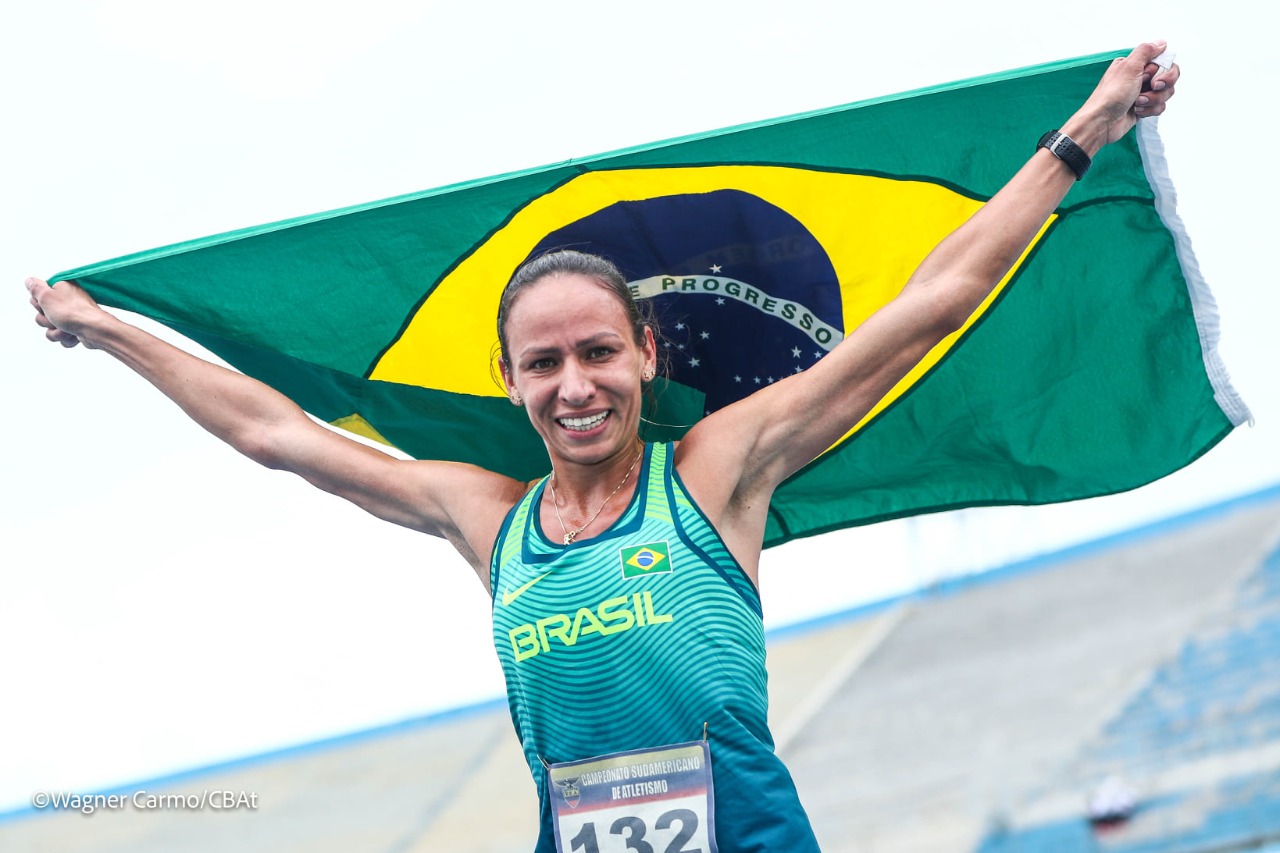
1076,41,1180,149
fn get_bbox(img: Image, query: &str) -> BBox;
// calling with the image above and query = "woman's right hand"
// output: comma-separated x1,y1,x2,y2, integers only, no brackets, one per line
27,277,111,349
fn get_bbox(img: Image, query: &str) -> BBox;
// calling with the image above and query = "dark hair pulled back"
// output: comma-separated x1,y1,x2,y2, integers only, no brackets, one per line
495,250,660,373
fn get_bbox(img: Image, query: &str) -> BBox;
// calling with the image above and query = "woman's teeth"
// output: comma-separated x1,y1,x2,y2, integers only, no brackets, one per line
558,412,608,431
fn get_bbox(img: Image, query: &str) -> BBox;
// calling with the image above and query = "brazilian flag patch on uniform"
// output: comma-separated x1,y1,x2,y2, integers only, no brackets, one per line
620,542,672,579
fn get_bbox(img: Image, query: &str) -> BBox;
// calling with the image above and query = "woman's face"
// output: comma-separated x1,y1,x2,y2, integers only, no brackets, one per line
502,273,656,468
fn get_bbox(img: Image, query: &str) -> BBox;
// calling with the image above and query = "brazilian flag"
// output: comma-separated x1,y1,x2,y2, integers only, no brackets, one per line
53,50,1249,547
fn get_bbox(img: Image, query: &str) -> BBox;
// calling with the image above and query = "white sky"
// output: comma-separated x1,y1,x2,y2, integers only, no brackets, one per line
2,0,1277,812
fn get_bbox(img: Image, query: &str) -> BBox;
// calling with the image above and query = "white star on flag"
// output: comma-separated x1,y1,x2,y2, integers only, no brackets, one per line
709,264,722,273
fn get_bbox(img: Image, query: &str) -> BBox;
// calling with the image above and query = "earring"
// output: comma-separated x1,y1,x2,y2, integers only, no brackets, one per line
510,392,523,406
642,368,655,382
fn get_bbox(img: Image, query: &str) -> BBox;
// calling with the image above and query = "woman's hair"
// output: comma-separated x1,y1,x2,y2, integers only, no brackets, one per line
495,249,659,371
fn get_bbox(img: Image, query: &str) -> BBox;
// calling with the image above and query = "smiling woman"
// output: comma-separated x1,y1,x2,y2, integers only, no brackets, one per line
26,42,1180,852
499,266,655,463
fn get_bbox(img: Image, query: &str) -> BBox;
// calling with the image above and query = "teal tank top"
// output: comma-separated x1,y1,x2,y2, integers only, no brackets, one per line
490,442,820,851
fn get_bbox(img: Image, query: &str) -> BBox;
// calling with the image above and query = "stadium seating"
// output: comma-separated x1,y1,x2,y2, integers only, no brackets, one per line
975,545,1280,852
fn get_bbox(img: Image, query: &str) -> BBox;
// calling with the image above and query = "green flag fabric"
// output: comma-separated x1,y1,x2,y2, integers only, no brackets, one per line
54,50,1249,548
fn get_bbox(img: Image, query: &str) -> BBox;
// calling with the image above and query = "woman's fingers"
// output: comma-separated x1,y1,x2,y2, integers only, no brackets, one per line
27,277,100,347
45,326,81,347
1136,68,1177,118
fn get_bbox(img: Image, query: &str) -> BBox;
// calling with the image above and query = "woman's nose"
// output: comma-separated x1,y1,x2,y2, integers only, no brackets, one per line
558,359,596,405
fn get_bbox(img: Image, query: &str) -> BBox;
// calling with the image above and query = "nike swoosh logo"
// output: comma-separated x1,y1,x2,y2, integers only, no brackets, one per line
502,571,552,607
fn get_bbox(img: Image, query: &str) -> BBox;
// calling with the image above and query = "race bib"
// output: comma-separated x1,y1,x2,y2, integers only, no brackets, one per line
548,741,718,853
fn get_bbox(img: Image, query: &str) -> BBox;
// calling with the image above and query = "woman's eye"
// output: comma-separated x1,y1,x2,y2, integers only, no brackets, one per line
529,358,555,370
587,347,613,359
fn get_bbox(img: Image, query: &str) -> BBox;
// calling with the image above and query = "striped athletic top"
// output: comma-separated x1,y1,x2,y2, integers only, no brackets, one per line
490,442,819,851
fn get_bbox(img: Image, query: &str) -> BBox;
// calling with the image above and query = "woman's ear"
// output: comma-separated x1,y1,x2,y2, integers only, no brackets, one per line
500,359,523,406
641,326,658,381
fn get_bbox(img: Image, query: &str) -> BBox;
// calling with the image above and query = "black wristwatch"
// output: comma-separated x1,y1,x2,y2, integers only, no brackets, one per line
1037,130,1091,181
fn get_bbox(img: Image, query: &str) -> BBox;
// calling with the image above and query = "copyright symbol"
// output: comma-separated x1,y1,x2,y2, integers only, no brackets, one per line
31,792,50,809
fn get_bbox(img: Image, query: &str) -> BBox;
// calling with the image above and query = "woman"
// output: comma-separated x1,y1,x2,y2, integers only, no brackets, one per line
28,43,1178,851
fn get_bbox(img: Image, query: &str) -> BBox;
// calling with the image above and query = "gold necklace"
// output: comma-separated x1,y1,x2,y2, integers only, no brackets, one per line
550,444,644,545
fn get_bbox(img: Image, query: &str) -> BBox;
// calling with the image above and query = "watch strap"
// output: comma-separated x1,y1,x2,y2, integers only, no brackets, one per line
1037,130,1091,181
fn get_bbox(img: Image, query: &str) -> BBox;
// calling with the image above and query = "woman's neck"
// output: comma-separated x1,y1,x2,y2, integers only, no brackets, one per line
546,439,645,543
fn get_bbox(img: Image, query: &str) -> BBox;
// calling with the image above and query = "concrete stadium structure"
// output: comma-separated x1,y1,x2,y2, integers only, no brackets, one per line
4,486,1279,852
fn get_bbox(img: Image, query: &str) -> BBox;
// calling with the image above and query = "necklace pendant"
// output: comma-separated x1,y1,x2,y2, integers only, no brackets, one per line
563,532,576,545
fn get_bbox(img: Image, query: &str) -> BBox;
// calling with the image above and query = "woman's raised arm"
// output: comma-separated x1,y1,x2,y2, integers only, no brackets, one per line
676,41,1179,560
27,277,525,584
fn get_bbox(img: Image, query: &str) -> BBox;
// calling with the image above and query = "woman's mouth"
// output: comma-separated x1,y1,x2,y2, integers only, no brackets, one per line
557,411,609,432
